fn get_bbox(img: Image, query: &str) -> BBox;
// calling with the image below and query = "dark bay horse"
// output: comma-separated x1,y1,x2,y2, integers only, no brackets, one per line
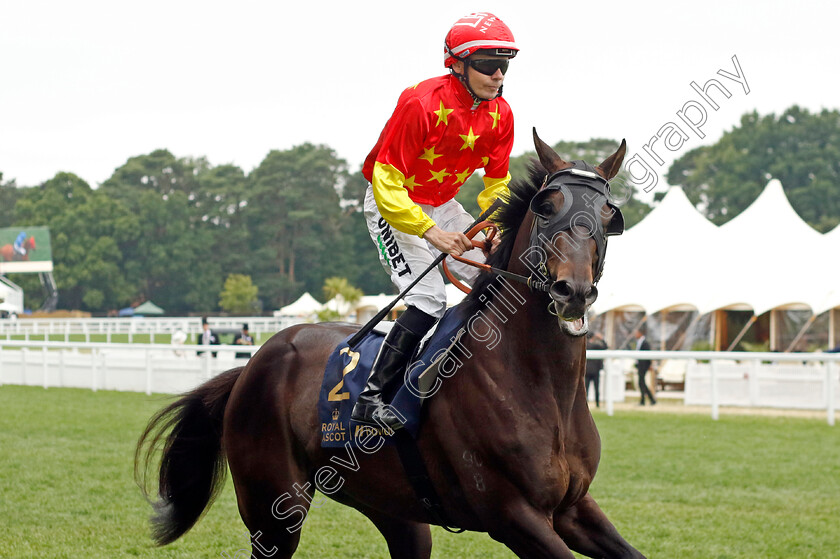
136,130,646,559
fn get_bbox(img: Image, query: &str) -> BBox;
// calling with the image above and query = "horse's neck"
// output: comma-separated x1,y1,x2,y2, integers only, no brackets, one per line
466,218,586,401
459,288,585,406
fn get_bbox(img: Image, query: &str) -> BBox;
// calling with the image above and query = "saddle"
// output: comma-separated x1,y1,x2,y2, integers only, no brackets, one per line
317,304,471,448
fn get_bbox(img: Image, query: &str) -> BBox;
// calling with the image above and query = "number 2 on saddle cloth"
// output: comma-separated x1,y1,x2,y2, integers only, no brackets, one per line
442,221,499,294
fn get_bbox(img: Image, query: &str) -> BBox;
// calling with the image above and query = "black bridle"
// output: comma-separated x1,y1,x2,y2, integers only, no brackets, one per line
449,162,624,295
526,161,624,289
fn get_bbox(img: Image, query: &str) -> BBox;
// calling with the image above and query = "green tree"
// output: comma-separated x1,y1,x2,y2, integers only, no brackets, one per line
0,172,22,227
667,106,840,231
102,149,201,199
219,274,259,314
322,276,363,304
321,276,363,320
196,163,251,276
101,151,226,313
10,172,136,311
244,143,349,308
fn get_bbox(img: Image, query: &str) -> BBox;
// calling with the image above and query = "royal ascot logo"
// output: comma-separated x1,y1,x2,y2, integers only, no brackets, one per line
321,412,347,443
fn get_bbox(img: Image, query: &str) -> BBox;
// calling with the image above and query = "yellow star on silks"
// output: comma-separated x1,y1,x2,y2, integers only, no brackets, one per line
481,156,490,167
419,146,443,164
489,103,501,129
429,168,451,184
404,175,421,191
459,127,480,151
434,100,454,126
454,168,472,184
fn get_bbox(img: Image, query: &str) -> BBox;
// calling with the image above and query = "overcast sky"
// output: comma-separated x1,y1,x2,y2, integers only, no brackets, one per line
2,0,838,200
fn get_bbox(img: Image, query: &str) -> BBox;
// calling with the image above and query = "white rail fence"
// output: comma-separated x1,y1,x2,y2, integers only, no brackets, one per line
0,316,299,343
590,350,839,425
0,341,258,395
1,342,837,425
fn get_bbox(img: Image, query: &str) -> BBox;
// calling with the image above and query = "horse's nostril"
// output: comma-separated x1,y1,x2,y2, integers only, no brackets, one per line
551,280,573,300
552,280,597,304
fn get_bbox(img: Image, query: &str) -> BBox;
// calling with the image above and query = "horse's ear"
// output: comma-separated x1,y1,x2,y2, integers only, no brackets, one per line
597,139,627,180
533,128,569,174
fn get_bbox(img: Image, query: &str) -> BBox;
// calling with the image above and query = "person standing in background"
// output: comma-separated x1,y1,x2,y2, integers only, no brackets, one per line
233,323,254,359
585,331,607,407
633,329,656,406
197,316,219,358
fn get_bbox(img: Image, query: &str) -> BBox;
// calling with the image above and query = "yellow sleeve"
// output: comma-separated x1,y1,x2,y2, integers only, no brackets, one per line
478,172,512,213
371,162,436,237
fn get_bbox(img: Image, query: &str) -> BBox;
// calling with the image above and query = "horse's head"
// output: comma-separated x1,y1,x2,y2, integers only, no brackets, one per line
517,129,626,336
26,237,36,251
466,130,626,337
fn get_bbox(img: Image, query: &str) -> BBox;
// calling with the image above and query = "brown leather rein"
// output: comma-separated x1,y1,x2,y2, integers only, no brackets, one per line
442,220,553,295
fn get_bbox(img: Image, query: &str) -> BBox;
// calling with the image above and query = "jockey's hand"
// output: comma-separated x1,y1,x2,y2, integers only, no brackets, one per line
423,225,472,256
489,235,502,254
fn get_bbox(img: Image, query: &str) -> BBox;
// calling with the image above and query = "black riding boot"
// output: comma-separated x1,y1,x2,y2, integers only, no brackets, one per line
351,307,436,430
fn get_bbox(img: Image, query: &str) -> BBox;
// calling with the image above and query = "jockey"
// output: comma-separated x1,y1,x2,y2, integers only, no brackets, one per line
13,232,27,257
352,12,518,429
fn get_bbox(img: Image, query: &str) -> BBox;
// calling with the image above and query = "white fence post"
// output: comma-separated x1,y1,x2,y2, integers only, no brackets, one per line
59,350,65,388
605,359,614,417
203,351,212,380
91,348,98,392
145,349,153,396
827,361,836,427
42,346,49,389
710,359,719,420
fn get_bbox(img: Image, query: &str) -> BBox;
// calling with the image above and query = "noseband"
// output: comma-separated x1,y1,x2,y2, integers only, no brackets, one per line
527,160,625,289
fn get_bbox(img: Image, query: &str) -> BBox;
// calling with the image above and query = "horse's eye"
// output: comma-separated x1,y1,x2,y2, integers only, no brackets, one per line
537,202,554,217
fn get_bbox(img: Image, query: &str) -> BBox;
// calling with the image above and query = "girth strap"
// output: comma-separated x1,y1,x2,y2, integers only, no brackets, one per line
393,429,465,534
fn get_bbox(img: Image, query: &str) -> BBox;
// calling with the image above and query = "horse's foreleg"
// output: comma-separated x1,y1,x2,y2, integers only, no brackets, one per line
487,502,577,559
364,510,432,559
552,492,646,559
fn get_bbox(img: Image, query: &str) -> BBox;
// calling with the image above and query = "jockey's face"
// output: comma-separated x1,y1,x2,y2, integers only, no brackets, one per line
452,54,508,100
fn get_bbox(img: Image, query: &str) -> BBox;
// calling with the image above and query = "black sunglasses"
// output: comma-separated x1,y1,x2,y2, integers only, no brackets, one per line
467,58,509,76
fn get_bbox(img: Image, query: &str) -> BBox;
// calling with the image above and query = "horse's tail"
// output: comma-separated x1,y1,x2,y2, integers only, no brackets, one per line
134,366,243,546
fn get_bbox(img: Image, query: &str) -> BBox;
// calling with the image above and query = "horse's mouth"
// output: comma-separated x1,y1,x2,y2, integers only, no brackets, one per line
559,314,589,337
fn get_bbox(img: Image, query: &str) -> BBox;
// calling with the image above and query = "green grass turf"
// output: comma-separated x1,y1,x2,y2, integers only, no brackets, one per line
1,385,838,558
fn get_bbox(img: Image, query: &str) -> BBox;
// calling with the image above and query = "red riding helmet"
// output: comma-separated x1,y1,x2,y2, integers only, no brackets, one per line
444,12,518,67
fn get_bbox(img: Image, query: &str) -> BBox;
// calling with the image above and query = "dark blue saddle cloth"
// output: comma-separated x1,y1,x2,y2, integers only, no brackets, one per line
317,305,470,448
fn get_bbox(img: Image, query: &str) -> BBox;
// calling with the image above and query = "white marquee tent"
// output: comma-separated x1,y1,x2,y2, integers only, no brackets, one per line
275,292,322,317
596,180,840,316
592,179,840,349
594,185,719,315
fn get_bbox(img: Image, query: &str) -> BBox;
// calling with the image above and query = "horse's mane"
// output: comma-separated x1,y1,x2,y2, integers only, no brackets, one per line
462,161,546,309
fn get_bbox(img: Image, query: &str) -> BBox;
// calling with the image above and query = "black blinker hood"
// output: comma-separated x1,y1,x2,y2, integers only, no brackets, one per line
528,160,624,283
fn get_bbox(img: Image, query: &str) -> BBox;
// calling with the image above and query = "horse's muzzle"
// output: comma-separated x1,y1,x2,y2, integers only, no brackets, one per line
549,280,597,319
